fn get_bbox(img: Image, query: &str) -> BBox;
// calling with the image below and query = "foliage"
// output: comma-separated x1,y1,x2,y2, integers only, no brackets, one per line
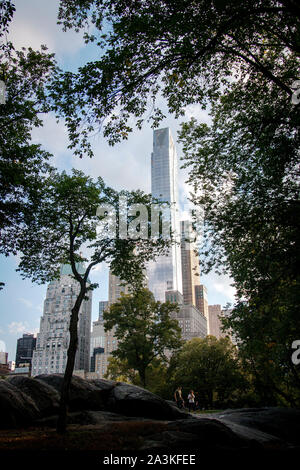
15,169,170,431
168,336,247,408
103,288,183,386
0,0,56,274
222,298,300,407
50,0,300,153
105,356,169,396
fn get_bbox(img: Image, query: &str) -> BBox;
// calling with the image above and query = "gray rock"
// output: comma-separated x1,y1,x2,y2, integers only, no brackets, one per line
36,374,106,412
106,382,191,420
212,407,300,446
0,379,40,428
167,417,251,449
7,376,60,417
141,430,202,451
36,410,142,428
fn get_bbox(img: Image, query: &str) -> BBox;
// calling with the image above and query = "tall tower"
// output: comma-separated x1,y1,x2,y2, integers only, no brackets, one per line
90,271,131,378
15,333,36,368
148,128,182,301
31,264,92,376
180,220,201,306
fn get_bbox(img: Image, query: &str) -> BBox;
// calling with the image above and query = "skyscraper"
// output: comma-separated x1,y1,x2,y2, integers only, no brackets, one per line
89,271,130,378
180,220,201,307
15,333,36,368
148,128,182,301
207,304,224,339
31,264,92,376
195,284,209,319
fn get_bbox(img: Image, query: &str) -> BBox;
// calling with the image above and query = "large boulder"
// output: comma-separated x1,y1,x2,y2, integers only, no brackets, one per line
106,382,192,420
0,379,40,428
36,374,106,412
213,407,300,446
7,376,60,417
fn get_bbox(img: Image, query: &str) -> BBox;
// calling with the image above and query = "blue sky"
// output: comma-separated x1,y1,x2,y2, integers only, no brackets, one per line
0,0,236,361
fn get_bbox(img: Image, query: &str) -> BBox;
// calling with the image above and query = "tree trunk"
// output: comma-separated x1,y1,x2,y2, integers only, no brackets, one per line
139,368,147,388
57,300,81,434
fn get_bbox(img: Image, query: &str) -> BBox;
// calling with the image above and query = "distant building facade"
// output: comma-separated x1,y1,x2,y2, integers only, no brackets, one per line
89,272,129,378
165,290,207,341
207,304,224,339
15,333,36,368
32,264,92,376
0,351,10,375
98,301,109,321
195,284,209,319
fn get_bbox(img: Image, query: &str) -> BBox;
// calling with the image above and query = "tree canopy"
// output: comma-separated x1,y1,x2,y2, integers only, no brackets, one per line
168,336,246,408
0,0,56,272
49,0,300,152
103,288,182,386
15,169,170,431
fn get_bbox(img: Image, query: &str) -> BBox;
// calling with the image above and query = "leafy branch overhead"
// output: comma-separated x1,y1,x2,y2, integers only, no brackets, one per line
50,0,300,154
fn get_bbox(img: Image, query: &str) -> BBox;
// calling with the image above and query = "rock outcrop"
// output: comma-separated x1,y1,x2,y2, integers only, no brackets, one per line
0,379,40,428
0,374,299,455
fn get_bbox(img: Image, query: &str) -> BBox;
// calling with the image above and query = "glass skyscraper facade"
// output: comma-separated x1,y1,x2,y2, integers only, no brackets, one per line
148,128,183,301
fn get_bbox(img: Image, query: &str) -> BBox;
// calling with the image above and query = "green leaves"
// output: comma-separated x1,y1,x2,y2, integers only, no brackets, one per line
50,0,300,154
103,288,182,386
169,336,245,407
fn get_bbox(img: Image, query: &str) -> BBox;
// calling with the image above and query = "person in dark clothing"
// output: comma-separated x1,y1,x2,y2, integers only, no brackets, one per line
174,386,184,409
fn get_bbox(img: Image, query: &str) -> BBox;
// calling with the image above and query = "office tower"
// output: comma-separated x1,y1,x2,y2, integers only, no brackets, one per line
15,333,36,368
208,304,224,339
165,290,207,341
99,300,109,321
180,220,201,306
0,351,9,375
148,128,182,301
90,346,105,373
89,271,129,378
195,284,209,319
0,351,8,365
165,290,184,305
31,263,92,377
108,271,130,304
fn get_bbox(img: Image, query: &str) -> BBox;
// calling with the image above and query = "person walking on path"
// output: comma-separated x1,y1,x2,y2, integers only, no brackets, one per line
174,386,184,409
187,390,196,412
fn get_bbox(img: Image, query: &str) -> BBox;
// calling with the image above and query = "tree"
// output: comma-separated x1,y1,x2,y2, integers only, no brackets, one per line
0,0,56,279
49,0,300,152
16,169,169,433
222,299,300,407
105,356,169,396
178,49,300,404
103,288,183,387
169,336,246,408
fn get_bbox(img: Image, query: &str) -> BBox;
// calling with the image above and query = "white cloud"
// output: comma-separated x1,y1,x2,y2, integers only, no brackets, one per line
184,104,212,124
8,321,29,335
9,0,87,59
18,298,34,309
213,280,236,302
0,340,6,352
